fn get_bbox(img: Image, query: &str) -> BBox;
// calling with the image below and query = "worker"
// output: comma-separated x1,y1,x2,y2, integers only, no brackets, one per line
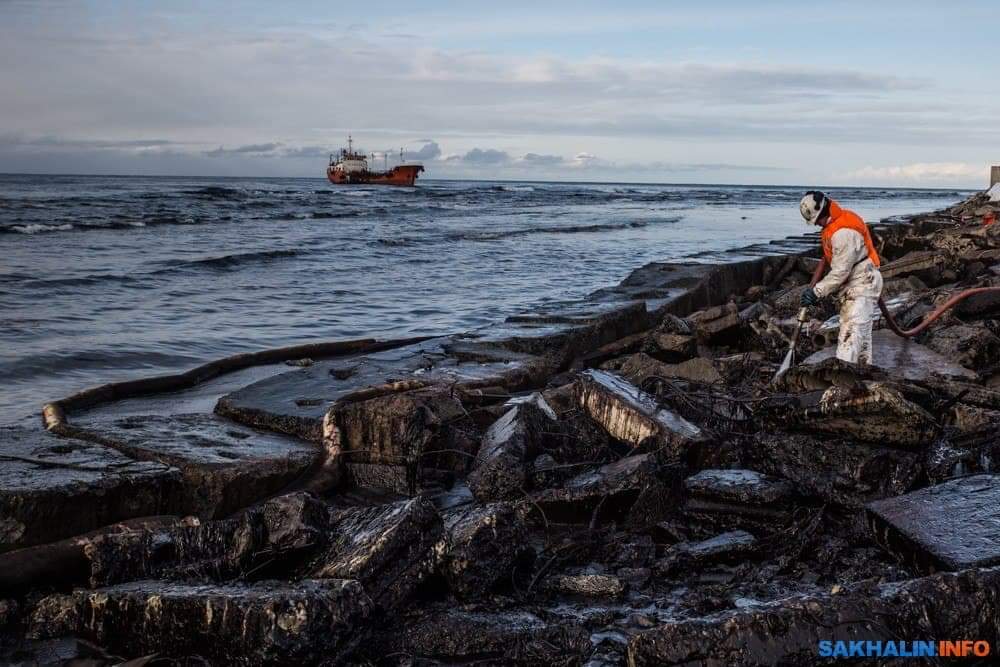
799,191,884,365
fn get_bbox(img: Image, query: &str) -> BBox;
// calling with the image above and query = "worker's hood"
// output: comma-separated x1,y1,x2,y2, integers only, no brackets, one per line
825,199,844,223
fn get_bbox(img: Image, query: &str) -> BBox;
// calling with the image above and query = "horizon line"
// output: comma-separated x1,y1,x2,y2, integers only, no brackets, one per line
0,172,979,192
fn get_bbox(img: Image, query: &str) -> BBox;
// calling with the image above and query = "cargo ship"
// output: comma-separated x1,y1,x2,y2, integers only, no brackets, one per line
327,136,424,186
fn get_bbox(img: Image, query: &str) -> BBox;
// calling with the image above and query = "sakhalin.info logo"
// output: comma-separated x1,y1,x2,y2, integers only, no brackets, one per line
818,640,990,658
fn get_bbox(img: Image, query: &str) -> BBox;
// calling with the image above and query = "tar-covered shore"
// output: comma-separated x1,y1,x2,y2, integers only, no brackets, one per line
4,188,1000,665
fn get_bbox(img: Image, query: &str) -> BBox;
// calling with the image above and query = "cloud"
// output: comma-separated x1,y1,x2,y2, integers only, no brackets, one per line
405,140,442,161
0,4,994,184
281,145,332,159
205,143,282,157
518,152,564,166
450,148,511,165
844,162,987,183
0,134,177,151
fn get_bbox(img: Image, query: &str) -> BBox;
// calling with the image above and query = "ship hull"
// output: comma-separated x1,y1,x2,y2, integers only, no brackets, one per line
327,164,424,187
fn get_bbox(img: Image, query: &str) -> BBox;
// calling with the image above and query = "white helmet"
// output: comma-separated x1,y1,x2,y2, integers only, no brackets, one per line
799,190,827,225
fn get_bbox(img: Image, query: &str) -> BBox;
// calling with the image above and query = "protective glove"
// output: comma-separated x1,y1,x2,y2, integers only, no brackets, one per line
800,287,819,307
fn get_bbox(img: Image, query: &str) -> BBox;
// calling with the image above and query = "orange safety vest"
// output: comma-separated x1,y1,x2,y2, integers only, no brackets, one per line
820,200,881,268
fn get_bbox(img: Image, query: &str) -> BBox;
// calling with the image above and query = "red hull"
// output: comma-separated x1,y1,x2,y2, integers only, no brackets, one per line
327,164,424,186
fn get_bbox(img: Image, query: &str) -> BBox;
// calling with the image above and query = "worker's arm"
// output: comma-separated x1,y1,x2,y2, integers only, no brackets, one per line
813,229,866,299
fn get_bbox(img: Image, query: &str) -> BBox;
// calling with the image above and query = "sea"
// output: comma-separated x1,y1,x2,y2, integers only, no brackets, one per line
0,174,970,424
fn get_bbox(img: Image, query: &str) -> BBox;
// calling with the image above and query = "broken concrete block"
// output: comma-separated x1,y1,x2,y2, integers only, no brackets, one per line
84,492,327,587
370,607,590,665
611,534,657,568
306,497,442,612
688,303,741,342
467,399,556,502
575,369,703,457
685,469,795,505
784,382,937,448
529,452,572,489
29,579,371,665
948,403,1000,433
683,469,795,530
657,530,757,574
504,391,559,420
628,567,1000,666
751,432,922,508
0,427,182,553
437,502,527,599
541,573,624,599
879,250,947,283
926,324,1000,370
955,288,1000,316
925,431,1000,482
646,332,697,360
677,529,757,560
867,474,1000,572
802,330,976,383
215,337,526,441
75,413,317,518
322,387,477,495
531,454,682,525
612,353,722,387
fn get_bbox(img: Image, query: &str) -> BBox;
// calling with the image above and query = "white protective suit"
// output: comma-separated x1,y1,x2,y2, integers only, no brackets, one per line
812,227,884,364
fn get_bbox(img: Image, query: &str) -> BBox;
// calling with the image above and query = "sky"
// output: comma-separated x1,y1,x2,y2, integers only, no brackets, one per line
1,0,997,186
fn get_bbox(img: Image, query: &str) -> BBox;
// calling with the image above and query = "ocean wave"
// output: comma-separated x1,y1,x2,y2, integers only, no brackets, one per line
312,210,363,219
0,346,202,382
153,248,303,273
5,223,75,234
377,237,419,247
447,218,676,242
20,272,140,289
188,186,246,200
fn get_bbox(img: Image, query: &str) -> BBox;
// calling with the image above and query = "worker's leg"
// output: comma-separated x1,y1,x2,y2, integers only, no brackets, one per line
854,294,877,365
836,295,876,364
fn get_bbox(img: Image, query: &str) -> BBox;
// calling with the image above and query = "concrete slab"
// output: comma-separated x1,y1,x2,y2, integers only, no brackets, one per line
685,469,795,506
802,329,976,382
0,427,181,553
867,474,1000,572
368,607,590,665
28,579,371,665
575,370,703,457
307,497,442,612
438,502,526,599
785,383,937,449
683,469,796,530
216,337,534,441
531,453,682,525
751,432,922,508
628,567,1000,666
468,399,556,502
75,413,317,517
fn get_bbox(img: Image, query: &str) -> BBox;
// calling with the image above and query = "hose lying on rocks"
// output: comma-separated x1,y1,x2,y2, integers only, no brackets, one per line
809,257,1000,340
878,287,1000,338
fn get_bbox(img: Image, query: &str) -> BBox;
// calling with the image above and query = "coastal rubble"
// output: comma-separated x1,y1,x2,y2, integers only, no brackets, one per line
8,191,1000,664
0,427,182,553
866,474,1000,572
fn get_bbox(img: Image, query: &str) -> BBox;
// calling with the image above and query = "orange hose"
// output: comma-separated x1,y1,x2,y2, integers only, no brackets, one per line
878,287,1000,338
809,257,1000,338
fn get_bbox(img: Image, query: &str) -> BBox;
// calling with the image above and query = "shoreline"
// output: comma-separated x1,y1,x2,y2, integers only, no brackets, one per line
4,191,1000,664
